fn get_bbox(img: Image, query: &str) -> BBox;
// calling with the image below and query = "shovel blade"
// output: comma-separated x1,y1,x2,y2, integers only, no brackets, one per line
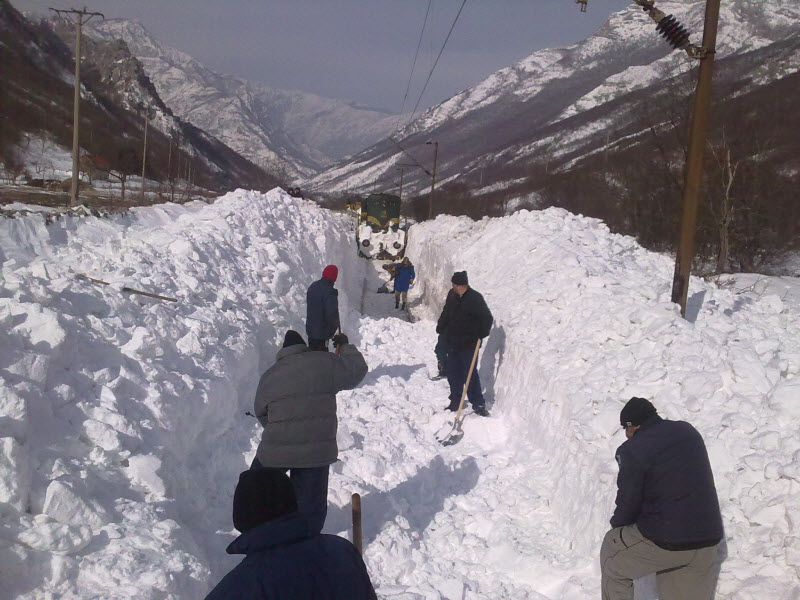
438,420,464,446
440,429,464,446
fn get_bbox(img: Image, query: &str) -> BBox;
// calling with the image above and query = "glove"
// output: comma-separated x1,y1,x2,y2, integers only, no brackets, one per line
332,333,349,348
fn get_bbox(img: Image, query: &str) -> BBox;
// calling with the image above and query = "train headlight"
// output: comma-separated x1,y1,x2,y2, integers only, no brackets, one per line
393,242,402,249
361,239,370,247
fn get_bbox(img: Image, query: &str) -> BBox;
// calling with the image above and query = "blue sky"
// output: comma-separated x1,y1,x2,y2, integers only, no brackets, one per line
14,0,633,112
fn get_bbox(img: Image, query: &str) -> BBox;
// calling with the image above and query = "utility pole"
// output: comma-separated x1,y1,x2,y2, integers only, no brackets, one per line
50,7,104,208
670,0,721,316
426,140,438,220
396,167,405,201
139,106,153,202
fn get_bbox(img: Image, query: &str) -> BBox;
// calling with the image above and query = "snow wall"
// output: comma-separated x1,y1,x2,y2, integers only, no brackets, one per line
406,210,800,598
0,190,366,598
1,191,798,598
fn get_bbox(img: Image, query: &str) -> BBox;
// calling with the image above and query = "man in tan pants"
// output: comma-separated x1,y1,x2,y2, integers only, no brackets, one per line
600,398,723,599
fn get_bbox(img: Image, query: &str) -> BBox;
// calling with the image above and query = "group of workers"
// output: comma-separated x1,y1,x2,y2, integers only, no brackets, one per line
204,260,724,600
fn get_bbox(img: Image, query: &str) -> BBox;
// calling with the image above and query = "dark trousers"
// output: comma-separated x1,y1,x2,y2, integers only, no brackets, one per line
434,334,448,365
446,346,485,409
250,457,330,534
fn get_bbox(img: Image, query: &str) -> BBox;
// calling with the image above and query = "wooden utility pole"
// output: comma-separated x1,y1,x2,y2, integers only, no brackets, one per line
670,0,721,316
50,7,104,208
426,141,438,220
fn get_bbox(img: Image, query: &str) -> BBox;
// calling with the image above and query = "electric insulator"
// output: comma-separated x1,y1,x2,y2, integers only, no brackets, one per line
656,14,691,50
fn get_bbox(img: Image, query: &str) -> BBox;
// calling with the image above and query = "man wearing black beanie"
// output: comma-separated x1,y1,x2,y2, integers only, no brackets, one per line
436,270,493,417
600,397,724,600
204,469,376,599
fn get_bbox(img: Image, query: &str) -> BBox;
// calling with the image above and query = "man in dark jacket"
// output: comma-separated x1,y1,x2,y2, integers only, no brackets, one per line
204,469,377,600
252,330,368,534
391,257,415,310
306,265,340,351
600,397,723,600
436,271,493,416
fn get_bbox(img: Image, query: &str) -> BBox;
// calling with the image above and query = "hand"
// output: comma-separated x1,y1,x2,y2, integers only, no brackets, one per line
332,333,349,348
410,279,415,287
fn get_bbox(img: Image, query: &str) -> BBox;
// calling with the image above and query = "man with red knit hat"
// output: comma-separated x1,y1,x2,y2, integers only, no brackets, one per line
306,265,340,351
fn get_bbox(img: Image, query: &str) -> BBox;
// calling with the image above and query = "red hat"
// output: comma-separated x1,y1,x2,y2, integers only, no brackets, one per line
322,265,338,282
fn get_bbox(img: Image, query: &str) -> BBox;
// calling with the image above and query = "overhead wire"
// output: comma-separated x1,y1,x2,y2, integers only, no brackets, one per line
393,0,433,134
406,0,468,126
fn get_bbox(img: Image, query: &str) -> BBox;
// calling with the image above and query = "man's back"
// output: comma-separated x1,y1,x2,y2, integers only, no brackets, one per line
612,417,723,550
306,277,339,342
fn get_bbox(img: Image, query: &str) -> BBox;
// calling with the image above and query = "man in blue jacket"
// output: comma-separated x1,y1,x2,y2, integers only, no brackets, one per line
600,397,723,600
204,469,377,600
392,257,415,310
306,265,340,351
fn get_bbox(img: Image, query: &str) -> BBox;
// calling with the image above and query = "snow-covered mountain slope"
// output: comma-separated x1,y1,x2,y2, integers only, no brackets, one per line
85,19,402,179
307,0,800,197
1,191,798,598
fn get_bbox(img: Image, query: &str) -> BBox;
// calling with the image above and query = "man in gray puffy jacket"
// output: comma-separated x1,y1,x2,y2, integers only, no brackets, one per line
251,329,368,534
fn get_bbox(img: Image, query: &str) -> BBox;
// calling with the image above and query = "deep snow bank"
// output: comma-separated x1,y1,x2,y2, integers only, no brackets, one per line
406,209,800,598
0,190,365,599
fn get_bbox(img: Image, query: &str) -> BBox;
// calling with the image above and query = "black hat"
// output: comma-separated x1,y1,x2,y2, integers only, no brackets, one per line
451,271,469,285
283,330,306,348
232,469,298,532
620,397,657,428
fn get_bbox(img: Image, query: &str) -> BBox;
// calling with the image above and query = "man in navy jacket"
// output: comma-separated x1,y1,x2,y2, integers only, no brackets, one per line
205,469,377,600
306,265,340,351
600,397,723,600
436,271,493,416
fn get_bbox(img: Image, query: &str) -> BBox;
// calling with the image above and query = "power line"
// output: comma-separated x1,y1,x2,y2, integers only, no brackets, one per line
393,0,433,133
406,0,468,126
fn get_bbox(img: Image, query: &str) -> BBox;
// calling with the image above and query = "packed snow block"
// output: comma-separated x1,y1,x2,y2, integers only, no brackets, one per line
42,480,111,530
124,455,166,498
82,419,124,454
5,512,93,555
770,379,800,419
8,303,66,350
0,437,30,511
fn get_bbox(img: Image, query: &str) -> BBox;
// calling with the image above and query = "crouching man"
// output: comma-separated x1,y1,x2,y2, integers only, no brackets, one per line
600,397,723,600
204,469,377,600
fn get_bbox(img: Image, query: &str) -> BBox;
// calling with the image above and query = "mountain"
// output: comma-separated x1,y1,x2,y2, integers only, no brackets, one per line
84,19,403,179
0,0,278,195
306,0,800,202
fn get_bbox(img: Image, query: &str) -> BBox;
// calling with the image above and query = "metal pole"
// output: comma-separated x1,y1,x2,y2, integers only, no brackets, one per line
69,16,82,207
141,110,148,201
670,0,721,317
427,141,438,220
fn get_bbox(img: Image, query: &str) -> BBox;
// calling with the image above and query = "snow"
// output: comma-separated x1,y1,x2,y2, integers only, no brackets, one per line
1,189,799,599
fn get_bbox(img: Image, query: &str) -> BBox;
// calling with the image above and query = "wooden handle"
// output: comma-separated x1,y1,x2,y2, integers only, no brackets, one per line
352,492,362,554
454,339,482,421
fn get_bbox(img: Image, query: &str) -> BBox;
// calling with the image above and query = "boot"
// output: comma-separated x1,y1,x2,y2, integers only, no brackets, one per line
437,360,446,378
473,405,490,417
445,401,459,412
395,299,399,309
401,303,406,310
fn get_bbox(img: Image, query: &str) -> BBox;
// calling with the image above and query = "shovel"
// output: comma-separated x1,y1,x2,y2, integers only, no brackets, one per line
438,339,481,446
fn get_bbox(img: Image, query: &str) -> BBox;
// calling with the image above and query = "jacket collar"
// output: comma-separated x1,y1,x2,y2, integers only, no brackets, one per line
226,512,313,555
275,344,308,361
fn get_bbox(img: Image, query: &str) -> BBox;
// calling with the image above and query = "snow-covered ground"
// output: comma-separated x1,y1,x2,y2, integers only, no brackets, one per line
1,189,798,599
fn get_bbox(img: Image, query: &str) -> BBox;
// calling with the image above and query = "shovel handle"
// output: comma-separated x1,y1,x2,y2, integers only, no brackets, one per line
454,339,482,422
352,493,363,554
